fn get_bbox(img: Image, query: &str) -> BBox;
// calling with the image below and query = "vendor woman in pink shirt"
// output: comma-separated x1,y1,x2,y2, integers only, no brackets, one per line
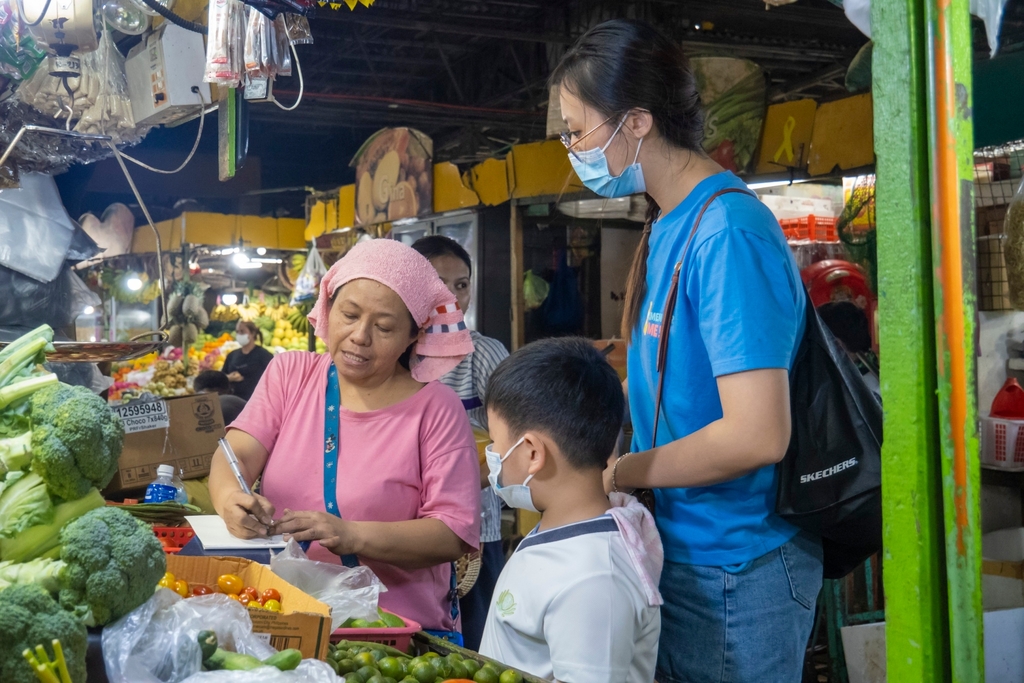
209,238,481,638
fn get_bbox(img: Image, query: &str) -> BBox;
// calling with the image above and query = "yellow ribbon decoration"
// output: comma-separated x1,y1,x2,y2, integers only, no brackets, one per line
773,116,797,164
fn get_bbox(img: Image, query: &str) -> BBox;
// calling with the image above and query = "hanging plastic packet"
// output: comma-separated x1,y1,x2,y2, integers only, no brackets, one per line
205,0,245,86
272,14,291,77
75,25,140,144
243,7,271,79
284,14,313,45
290,245,326,305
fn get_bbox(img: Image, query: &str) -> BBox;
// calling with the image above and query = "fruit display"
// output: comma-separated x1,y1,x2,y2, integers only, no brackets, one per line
156,572,285,612
340,608,407,629
327,642,524,683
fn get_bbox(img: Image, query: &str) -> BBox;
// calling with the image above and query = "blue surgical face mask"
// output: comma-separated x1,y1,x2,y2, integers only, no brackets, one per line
568,117,646,198
485,436,537,512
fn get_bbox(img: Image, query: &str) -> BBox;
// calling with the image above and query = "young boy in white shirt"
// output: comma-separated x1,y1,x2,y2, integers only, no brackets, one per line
479,337,663,683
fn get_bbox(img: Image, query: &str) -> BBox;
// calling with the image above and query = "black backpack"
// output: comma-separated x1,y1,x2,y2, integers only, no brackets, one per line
652,188,882,580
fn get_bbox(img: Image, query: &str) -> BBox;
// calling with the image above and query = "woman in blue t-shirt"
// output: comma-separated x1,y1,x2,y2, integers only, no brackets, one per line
551,19,823,682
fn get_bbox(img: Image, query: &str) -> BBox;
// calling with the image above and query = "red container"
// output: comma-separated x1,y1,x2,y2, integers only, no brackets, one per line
780,215,838,242
331,611,422,652
153,526,195,554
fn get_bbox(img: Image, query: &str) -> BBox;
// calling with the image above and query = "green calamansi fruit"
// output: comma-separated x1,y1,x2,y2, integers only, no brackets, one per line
499,670,524,683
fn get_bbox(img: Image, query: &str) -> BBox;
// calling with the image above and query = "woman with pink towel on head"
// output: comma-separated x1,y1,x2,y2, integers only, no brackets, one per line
208,238,481,638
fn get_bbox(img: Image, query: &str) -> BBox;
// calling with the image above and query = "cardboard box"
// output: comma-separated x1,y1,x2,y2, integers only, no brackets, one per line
167,554,332,660
105,393,224,493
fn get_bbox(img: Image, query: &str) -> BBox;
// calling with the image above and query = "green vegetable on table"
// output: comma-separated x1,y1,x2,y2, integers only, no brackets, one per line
0,584,86,683
0,506,166,626
197,630,302,672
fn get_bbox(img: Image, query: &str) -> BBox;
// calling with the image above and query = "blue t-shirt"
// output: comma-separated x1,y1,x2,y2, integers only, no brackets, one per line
627,172,806,566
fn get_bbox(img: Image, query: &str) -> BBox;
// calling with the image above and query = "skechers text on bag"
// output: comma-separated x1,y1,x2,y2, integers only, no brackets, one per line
652,188,882,580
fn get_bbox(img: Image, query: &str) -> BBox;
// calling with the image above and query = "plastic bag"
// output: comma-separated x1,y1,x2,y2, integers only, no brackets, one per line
523,270,549,311
270,539,384,630
971,0,1010,56
284,14,313,45
272,14,292,77
103,588,341,683
243,7,272,79
205,0,245,86
75,25,139,143
290,245,326,305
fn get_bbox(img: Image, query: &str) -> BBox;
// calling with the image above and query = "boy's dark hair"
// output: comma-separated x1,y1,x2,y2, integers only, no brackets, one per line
411,235,472,276
194,370,230,395
818,301,872,353
485,337,625,470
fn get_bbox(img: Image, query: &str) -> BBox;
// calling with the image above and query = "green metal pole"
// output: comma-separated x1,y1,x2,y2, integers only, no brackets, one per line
872,0,950,679
924,0,984,678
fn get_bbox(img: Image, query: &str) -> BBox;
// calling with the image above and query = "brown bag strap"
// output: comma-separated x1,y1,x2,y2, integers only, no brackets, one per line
651,187,754,448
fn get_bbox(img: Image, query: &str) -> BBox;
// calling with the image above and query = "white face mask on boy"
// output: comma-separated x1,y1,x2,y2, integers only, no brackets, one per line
484,436,538,513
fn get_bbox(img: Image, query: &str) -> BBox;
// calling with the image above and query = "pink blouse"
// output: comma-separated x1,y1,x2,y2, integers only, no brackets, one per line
229,351,481,632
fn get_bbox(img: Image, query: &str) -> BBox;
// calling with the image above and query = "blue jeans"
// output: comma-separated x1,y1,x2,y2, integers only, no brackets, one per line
656,532,823,683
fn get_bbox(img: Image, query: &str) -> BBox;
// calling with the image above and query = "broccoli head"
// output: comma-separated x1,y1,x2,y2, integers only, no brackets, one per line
29,384,125,501
0,583,87,683
57,506,166,626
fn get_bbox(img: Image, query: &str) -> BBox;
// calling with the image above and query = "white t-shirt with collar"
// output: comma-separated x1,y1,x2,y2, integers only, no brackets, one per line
479,515,661,683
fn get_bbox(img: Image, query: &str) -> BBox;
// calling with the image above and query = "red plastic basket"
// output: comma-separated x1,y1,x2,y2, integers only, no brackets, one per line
153,526,195,554
780,215,838,242
331,611,422,653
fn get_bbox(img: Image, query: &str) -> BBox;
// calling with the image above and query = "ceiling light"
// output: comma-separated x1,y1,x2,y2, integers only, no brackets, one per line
221,293,238,305
256,247,267,256
83,305,95,315
233,252,250,266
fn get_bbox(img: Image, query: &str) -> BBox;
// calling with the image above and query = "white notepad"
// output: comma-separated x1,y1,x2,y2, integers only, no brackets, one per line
185,515,289,550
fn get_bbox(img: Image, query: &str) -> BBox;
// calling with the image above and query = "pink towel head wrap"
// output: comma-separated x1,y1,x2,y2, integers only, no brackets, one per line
307,238,474,382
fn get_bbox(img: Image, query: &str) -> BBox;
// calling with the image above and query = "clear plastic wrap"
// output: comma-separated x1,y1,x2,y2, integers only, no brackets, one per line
103,588,342,683
205,0,245,86
269,539,384,630
272,14,291,77
75,26,139,144
284,14,312,45
289,245,325,305
243,7,272,79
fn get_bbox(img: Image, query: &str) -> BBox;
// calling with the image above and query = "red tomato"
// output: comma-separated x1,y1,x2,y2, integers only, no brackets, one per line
261,588,282,604
191,584,213,596
238,594,252,606
217,574,243,595
242,586,260,602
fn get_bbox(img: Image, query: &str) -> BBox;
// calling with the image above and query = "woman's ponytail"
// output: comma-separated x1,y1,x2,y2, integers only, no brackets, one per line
621,195,660,340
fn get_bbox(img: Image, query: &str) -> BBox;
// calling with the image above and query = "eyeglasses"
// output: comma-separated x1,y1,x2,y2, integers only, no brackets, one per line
559,116,614,160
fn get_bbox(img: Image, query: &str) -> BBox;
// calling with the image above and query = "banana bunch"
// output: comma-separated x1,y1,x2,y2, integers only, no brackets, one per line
166,281,209,348
288,303,311,335
211,304,240,322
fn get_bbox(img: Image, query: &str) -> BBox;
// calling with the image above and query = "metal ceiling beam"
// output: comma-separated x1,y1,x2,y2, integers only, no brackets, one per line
314,12,572,44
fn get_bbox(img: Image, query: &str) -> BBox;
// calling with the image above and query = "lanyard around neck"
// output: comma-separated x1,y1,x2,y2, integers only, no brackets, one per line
324,363,359,568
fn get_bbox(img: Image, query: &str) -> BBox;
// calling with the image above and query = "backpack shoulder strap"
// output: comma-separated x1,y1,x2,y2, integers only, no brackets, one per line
651,187,755,448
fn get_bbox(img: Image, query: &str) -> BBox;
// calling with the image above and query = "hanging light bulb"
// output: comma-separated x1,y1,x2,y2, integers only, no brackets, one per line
221,293,238,306
125,275,143,291
233,252,250,266
102,0,149,35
